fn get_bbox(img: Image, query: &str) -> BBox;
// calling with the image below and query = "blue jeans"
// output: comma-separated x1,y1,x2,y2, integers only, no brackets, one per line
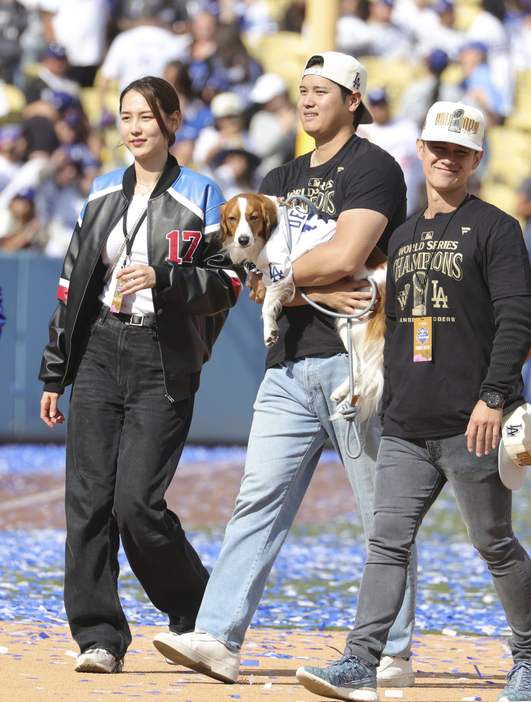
345,434,531,665
65,310,209,657
196,355,416,657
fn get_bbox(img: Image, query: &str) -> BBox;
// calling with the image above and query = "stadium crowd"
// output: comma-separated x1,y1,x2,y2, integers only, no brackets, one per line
0,0,530,255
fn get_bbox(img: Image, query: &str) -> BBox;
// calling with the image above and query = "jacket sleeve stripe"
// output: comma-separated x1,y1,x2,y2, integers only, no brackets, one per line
224,269,243,300
167,187,204,221
87,183,123,204
57,278,70,301
204,222,221,236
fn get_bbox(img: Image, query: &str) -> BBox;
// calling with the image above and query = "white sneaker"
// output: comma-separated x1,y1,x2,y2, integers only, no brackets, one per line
74,647,123,673
153,631,240,683
376,655,415,687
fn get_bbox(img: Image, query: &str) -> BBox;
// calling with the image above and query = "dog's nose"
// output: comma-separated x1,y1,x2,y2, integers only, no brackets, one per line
237,235,250,247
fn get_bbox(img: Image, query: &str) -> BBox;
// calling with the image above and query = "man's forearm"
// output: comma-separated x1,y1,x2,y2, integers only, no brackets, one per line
480,296,531,398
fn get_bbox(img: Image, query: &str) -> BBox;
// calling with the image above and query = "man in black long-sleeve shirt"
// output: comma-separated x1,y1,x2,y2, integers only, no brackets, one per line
297,101,531,702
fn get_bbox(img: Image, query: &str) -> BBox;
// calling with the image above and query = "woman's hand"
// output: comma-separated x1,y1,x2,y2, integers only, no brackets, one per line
40,392,65,429
116,264,156,294
305,278,379,316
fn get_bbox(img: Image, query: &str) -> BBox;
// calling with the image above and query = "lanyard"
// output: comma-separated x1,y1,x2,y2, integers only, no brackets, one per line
409,194,469,310
103,205,148,284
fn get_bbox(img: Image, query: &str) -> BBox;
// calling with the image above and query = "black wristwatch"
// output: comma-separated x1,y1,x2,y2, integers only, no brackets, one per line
480,391,505,409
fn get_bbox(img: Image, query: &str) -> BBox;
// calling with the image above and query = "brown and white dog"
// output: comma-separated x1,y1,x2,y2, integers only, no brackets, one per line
219,193,387,420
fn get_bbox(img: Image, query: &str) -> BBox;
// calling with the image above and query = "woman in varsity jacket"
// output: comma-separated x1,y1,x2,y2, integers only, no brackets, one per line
39,76,245,674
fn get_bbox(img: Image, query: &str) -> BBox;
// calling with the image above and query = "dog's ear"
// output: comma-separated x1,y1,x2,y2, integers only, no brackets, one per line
262,196,279,238
218,202,229,242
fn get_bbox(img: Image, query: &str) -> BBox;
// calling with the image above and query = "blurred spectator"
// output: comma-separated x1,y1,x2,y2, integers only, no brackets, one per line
0,124,24,192
282,0,306,33
358,87,424,215
210,147,261,199
415,0,465,61
399,49,463,128
164,59,212,167
99,0,189,98
24,42,80,106
509,8,531,70
365,0,412,59
392,0,435,42
215,22,263,104
248,72,297,176
466,0,514,118
0,111,58,209
515,176,531,255
459,41,504,127
115,0,190,32
0,0,28,88
238,0,277,38
336,0,371,56
36,145,98,257
39,0,110,88
184,10,230,104
0,286,5,339
193,90,257,171
54,106,90,148
0,186,41,250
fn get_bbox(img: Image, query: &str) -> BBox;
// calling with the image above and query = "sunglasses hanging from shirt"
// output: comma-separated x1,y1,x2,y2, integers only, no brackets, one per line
103,205,148,314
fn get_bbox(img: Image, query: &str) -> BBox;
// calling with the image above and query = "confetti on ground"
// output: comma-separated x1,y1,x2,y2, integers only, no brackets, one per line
0,524,521,636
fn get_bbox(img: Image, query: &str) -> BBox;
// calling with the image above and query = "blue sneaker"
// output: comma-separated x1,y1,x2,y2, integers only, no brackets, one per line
499,661,531,701
296,653,378,701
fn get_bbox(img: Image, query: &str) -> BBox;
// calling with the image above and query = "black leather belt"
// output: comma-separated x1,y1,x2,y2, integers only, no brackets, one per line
99,304,156,328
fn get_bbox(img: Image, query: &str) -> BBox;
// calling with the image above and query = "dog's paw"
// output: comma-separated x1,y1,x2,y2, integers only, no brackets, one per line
331,380,349,403
264,331,279,347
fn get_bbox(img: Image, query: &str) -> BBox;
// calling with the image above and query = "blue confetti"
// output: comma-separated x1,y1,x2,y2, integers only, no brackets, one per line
1,445,531,640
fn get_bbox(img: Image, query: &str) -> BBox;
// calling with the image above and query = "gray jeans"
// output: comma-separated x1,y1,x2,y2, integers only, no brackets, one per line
345,433,531,665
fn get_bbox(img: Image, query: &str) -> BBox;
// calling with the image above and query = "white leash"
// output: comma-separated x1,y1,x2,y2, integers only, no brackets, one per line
280,195,378,459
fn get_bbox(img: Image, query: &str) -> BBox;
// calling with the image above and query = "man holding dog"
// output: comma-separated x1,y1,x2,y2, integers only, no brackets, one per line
153,51,416,687
296,101,531,702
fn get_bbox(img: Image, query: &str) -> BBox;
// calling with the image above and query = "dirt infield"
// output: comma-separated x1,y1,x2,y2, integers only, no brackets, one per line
0,455,519,700
0,621,512,702
0,458,355,529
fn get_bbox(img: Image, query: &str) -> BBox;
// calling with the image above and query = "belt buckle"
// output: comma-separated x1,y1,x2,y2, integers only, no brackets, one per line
128,314,144,327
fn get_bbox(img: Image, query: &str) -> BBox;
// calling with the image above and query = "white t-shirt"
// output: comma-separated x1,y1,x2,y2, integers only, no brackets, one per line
255,207,336,293
100,194,154,315
39,0,109,67
100,25,190,93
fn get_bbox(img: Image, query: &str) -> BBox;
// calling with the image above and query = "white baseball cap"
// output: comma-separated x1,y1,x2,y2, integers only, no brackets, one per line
302,51,373,124
421,101,484,151
498,403,531,490
249,73,288,104
210,92,245,119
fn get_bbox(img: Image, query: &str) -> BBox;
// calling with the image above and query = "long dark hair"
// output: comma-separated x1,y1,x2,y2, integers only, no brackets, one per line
119,76,181,148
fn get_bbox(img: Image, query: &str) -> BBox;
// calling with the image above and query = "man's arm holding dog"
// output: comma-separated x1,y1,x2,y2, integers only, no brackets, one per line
247,273,375,313
291,208,388,287
247,206,387,311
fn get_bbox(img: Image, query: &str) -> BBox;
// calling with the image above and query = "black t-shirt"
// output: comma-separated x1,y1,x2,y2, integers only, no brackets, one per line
260,133,407,369
383,195,531,439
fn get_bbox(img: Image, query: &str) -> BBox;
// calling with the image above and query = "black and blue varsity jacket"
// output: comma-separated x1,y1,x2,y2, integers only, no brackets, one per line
39,154,246,401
